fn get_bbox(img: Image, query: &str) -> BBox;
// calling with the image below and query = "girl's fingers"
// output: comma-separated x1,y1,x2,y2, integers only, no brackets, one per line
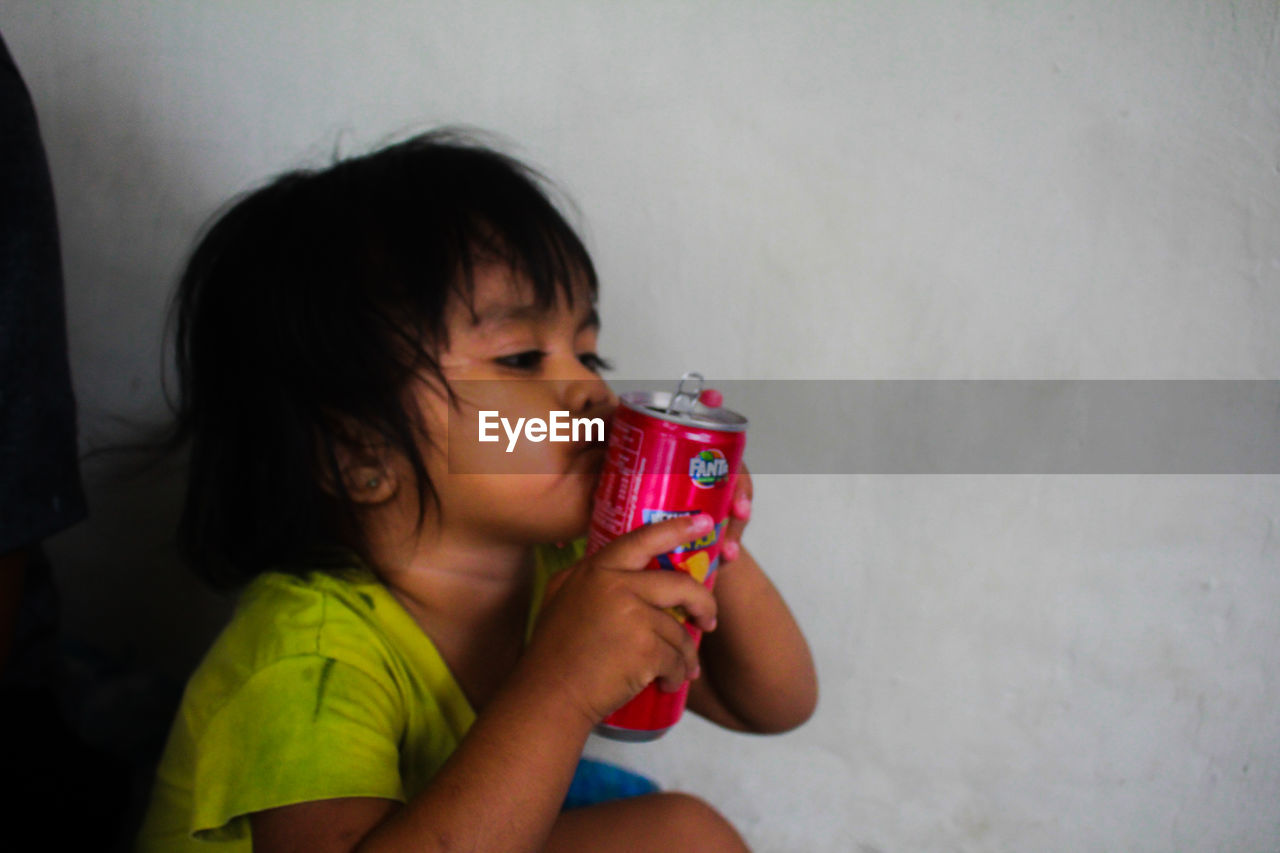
646,607,702,692
732,466,754,517
721,515,746,562
626,566,718,633
720,467,753,562
593,514,715,571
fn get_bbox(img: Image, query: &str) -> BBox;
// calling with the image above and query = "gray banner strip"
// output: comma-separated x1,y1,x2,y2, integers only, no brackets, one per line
605,380,1280,474
443,380,1280,474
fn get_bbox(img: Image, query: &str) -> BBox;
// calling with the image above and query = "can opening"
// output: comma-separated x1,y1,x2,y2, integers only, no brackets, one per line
620,381,747,432
665,372,704,416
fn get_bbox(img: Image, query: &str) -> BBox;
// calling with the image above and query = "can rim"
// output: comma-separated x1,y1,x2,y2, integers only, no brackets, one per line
618,390,748,432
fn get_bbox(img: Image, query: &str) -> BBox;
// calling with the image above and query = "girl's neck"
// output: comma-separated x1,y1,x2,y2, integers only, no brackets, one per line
374,522,534,622
366,515,537,709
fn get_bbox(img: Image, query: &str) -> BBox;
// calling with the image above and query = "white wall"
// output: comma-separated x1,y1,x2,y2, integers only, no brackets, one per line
3,2,1278,850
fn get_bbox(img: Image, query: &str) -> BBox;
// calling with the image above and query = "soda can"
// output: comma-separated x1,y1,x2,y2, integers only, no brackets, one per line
587,373,748,741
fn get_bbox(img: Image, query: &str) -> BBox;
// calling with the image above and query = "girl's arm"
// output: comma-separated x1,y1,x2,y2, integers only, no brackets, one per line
686,471,818,733
252,670,590,852
250,515,725,853
686,545,817,733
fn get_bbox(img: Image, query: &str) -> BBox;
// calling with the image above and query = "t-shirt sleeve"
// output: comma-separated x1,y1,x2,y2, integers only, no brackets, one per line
189,654,405,842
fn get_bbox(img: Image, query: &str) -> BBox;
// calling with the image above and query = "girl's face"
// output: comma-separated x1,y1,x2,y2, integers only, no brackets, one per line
409,263,617,546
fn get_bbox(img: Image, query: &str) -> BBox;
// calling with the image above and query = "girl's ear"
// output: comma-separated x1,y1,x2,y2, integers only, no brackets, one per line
318,425,400,505
338,456,399,505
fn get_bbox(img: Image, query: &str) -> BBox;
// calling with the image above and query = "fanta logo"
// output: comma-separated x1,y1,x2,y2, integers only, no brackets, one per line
689,449,729,488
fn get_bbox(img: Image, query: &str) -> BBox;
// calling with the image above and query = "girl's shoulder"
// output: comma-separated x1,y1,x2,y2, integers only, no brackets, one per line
189,564,414,712
233,565,388,652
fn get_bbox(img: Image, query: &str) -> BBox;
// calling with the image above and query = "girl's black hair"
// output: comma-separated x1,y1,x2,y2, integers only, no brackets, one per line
169,129,598,588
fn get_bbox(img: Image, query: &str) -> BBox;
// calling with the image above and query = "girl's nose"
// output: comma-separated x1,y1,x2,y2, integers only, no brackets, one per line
562,361,616,416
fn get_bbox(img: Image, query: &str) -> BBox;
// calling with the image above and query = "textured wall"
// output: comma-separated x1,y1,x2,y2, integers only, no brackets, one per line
2,2,1277,850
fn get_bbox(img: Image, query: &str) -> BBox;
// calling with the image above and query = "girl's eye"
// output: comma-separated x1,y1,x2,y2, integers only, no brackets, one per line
495,351,545,370
494,351,614,372
579,353,614,373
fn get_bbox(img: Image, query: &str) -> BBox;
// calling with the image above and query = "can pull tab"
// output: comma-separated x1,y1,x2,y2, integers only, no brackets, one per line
668,372,704,416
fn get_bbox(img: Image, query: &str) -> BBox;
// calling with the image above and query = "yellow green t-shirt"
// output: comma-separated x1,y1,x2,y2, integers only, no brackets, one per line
136,541,585,851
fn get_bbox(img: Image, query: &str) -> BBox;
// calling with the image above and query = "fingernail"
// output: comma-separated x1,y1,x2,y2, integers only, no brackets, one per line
734,496,752,519
722,540,739,561
691,664,702,680
690,513,714,534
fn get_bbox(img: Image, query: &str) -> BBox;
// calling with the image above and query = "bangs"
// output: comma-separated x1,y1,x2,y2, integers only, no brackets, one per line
449,213,597,330
344,133,599,356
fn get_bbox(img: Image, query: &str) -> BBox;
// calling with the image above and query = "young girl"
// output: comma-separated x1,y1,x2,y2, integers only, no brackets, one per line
137,130,817,852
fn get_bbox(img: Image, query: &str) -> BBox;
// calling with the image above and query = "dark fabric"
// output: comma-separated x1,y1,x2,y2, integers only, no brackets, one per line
0,546,59,691
0,31,87,554
0,31,135,849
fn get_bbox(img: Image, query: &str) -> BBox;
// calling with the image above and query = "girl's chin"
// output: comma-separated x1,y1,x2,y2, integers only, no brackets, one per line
570,444,607,472
532,514,591,548
561,450,605,490
561,484,597,540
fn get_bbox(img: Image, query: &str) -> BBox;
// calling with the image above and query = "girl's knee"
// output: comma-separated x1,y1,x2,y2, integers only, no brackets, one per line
650,792,750,853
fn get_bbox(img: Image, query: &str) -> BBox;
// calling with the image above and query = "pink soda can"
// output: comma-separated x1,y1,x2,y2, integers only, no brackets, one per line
587,372,748,741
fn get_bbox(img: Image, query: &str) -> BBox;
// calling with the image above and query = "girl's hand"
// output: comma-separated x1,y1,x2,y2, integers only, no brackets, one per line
720,465,753,564
526,515,719,727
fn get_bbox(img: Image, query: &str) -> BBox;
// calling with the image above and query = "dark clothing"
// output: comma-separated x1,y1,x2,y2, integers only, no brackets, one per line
0,31,127,849
0,31,87,555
